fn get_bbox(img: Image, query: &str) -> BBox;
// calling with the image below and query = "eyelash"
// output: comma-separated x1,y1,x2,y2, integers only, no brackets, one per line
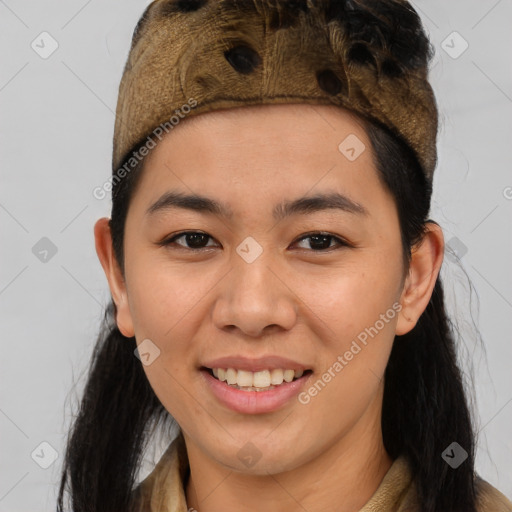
159,230,351,253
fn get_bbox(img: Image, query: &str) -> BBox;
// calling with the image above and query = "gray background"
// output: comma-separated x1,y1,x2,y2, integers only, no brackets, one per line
1,0,511,510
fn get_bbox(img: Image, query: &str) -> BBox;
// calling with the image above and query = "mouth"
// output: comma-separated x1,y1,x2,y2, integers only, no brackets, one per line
201,366,313,392
199,356,314,414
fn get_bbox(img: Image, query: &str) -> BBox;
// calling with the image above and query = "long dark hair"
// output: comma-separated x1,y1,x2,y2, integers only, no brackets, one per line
56,115,480,511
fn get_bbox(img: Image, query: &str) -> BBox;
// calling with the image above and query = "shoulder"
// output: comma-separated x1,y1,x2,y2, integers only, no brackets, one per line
475,476,512,512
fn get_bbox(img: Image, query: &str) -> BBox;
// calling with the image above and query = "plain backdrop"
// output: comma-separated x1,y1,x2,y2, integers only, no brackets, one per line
1,1,511,510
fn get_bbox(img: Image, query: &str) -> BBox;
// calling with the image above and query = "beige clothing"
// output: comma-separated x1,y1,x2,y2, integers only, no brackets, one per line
131,432,512,512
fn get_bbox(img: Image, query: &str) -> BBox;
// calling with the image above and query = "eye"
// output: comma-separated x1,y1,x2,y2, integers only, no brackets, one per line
292,232,349,252
160,231,218,251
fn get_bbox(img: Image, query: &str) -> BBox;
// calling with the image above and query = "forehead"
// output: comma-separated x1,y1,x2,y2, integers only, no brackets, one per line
159,103,369,148
130,103,388,220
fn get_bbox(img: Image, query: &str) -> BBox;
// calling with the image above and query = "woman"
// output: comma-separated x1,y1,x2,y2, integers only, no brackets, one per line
57,1,512,511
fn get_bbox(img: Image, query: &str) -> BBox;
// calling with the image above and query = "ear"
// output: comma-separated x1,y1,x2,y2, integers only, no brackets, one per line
94,217,135,338
395,221,445,336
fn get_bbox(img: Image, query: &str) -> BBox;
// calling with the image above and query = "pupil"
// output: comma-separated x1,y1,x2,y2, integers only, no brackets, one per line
187,233,207,248
310,235,331,250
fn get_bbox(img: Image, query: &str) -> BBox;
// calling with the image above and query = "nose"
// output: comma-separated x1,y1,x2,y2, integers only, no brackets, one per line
212,252,298,338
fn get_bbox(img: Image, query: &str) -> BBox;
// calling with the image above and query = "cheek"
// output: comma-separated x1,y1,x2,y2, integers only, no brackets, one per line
294,257,400,404
126,254,212,338
128,268,204,420
299,289,397,435
124,265,203,402
296,256,402,342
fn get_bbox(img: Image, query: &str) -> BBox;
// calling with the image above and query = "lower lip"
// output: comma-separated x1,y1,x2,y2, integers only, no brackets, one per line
201,369,311,414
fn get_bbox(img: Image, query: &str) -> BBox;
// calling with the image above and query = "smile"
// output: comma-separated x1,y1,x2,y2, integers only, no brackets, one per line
206,367,310,391
200,366,313,414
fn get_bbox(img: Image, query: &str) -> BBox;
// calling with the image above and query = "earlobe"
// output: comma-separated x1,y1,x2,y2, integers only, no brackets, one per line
395,222,445,336
93,218,135,338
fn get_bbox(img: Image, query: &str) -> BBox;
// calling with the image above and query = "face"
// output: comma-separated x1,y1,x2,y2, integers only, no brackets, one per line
100,104,420,474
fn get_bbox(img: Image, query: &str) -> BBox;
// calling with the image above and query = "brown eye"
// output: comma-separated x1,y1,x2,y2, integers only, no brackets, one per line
161,231,218,250
293,232,349,252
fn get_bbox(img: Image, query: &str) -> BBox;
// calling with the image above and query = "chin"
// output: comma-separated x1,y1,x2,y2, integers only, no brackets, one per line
205,436,310,476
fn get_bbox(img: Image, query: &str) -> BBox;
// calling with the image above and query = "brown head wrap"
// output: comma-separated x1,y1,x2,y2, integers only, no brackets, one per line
112,0,438,183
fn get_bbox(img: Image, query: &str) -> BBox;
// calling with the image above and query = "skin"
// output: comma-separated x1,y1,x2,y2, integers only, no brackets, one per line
94,104,444,512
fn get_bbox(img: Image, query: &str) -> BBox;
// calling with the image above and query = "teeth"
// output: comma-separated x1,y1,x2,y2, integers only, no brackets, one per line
283,369,295,382
226,368,237,385
210,367,307,389
270,369,284,385
253,370,271,388
237,370,253,387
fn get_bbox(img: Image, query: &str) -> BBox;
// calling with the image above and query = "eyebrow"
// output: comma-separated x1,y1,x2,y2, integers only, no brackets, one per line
145,190,369,221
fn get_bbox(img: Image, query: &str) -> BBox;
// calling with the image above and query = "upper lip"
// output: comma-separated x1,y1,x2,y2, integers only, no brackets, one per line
202,355,310,373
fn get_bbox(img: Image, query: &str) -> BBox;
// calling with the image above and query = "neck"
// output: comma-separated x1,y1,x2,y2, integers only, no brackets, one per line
184,393,392,512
